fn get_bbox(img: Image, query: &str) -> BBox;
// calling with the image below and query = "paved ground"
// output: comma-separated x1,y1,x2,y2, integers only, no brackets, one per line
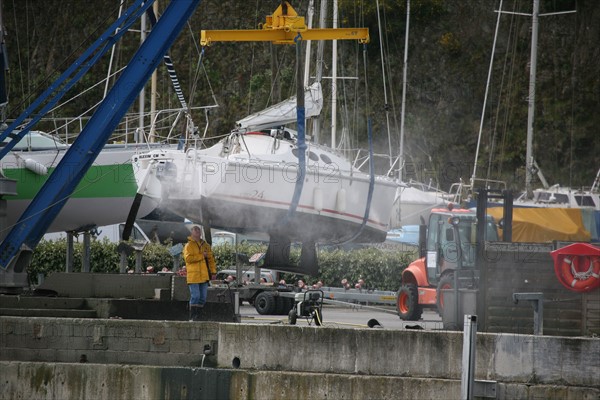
239,303,444,330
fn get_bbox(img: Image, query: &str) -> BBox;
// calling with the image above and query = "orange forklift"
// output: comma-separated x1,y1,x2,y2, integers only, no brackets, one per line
397,190,511,320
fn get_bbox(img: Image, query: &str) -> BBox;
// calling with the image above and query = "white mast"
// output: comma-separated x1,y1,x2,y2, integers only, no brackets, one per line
331,0,338,148
137,12,147,143
149,1,159,143
376,0,393,168
311,0,328,144
524,0,539,199
398,0,410,181
303,0,315,86
470,0,503,189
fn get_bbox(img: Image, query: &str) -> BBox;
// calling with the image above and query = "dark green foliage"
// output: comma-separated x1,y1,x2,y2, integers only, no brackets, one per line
29,238,176,283
29,240,413,290
315,247,412,291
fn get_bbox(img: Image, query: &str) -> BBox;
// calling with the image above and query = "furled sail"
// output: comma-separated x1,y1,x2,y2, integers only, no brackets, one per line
236,82,323,131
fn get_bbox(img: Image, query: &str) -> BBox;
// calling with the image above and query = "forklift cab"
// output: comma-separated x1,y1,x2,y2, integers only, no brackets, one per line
425,209,498,286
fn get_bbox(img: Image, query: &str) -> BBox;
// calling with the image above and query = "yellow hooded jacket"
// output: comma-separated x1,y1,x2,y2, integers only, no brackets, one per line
183,236,217,284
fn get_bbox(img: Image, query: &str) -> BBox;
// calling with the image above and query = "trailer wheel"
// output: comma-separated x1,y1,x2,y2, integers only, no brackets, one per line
436,274,454,316
255,291,276,315
288,309,298,325
397,284,422,321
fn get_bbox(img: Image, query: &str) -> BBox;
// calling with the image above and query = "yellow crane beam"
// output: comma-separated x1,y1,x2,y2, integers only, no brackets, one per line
200,2,369,46
201,28,369,46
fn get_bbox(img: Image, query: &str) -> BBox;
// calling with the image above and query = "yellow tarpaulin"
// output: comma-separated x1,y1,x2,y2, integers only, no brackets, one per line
487,207,591,243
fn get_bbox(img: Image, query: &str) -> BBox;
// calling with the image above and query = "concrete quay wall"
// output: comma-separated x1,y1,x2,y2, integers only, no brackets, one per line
4,361,600,400
216,324,600,388
1,316,599,399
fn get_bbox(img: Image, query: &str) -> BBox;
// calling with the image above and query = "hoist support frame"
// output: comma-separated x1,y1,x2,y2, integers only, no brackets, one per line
200,2,369,46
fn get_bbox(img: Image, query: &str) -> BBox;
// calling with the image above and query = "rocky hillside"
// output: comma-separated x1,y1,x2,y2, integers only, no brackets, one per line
3,0,598,191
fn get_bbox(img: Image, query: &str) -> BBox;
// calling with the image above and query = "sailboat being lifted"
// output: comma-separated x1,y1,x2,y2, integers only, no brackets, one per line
132,2,400,275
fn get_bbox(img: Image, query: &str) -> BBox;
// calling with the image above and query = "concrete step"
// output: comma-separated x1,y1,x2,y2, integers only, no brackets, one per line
0,308,97,318
0,308,98,318
0,296,87,310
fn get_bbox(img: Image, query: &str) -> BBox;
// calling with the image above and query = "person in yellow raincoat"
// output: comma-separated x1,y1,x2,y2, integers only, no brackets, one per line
183,225,217,321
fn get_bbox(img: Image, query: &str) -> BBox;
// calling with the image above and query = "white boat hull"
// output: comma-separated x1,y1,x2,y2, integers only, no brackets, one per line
133,134,399,243
389,185,447,228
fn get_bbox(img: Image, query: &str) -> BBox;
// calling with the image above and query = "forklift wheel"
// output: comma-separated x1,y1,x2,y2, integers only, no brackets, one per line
397,284,423,321
288,309,298,325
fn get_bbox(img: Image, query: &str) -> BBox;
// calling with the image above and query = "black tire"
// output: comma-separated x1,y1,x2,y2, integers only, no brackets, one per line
255,291,276,315
396,284,423,321
288,309,298,325
312,308,323,326
436,274,454,316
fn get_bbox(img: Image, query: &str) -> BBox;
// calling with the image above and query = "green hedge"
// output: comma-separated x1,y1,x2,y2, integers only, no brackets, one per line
30,239,415,291
29,238,175,280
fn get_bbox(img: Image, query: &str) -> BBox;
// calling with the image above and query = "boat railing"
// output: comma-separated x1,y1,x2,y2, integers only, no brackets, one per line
9,105,214,148
447,177,507,204
351,148,397,177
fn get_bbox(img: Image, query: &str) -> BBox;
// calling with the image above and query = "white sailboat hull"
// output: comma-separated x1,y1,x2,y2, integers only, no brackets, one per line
389,185,447,228
133,134,398,243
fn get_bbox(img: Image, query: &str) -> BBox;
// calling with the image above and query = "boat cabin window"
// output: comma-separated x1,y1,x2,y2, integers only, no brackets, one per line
536,191,569,204
575,195,595,207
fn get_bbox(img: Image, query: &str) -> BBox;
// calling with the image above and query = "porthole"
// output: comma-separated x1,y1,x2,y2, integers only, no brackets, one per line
320,154,332,164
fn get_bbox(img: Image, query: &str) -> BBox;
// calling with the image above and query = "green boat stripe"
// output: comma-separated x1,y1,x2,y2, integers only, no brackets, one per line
4,163,138,200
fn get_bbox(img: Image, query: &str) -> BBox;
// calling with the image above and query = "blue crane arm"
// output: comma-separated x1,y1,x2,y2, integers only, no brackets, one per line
0,0,201,270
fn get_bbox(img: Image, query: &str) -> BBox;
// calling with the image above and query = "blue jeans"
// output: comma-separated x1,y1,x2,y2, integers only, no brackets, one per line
189,282,208,306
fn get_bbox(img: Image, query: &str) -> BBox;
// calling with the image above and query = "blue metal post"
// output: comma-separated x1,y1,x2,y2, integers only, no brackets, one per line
287,33,306,218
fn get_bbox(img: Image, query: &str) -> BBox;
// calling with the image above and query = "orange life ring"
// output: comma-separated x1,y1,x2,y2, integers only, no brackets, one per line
555,255,600,293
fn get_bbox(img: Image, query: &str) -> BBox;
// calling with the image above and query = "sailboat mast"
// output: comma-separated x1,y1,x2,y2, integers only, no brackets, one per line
376,0,393,168
525,0,539,199
149,1,159,143
471,0,502,189
303,0,315,85
311,0,328,144
398,0,410,181
331,0,338,148
138,11,147,144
